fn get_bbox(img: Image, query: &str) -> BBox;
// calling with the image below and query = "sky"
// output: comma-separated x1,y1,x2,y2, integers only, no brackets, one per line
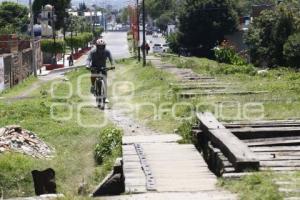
0,0,128,9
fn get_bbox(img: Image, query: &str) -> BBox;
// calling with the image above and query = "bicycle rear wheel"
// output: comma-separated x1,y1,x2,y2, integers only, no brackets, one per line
95,79,106,109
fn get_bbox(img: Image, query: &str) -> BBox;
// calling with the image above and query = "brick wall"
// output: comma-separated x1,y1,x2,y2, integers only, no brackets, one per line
1,43,42,90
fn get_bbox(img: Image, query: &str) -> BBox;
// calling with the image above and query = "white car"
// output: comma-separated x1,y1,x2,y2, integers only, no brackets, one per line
152,32,158,38
162,44,170,53
153,43,163,53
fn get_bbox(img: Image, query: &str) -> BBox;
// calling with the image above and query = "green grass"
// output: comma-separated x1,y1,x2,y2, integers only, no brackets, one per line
162,55,300,121
0,75,38,98
113,59,190,133
0,69,120,198
219,172,283,200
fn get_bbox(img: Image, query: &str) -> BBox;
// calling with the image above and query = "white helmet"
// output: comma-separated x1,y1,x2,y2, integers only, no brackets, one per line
96,39,106,46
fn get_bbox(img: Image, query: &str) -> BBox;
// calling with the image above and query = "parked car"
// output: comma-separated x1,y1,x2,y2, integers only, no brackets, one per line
146,30,153,35
162,44,170,52
152,32,158,38
153,43,163,53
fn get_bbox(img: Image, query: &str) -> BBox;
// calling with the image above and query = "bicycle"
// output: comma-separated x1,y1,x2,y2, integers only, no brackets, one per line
90,67,115,110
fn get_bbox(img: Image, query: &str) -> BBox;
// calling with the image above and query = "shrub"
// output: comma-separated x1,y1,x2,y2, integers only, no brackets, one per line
283,33,300,68
245,2,298,67
177,120,193,144
214,64,256,75
65,32,93,50
94,126,122,164
214,45,247,66
41,39,65,54
166,32,180,53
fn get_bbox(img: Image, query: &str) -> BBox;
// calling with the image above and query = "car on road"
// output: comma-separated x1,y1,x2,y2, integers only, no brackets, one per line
162,44,170,53
146,30,153,35
153,43,163,53
152,32,158,38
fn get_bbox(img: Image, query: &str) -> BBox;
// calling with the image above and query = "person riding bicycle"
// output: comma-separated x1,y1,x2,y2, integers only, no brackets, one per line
87,39,114,95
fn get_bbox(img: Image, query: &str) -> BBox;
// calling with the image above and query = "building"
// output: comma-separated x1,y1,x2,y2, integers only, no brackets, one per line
37,4,55,37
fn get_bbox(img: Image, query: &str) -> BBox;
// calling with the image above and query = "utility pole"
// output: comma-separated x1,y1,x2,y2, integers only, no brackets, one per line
52,6,57,65
29,0,37,77
136,0,141,62
142,0,146,66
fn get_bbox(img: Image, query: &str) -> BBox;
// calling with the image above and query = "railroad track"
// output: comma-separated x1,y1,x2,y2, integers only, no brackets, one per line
193,112,300,199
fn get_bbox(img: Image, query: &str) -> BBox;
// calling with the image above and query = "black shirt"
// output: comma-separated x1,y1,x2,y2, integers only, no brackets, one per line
87,48,113,70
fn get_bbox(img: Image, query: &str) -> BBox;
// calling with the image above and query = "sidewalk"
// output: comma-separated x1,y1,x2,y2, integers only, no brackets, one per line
38,52,91,76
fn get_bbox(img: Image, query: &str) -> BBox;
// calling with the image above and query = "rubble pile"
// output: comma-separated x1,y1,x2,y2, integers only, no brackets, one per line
0,125,54,158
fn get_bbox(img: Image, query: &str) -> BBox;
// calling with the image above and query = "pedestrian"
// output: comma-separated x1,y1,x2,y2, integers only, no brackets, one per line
68,54,74,66
145,43,150,55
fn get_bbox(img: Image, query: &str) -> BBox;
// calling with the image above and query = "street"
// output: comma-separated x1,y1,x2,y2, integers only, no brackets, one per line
103,31,131,59
139,32,166,53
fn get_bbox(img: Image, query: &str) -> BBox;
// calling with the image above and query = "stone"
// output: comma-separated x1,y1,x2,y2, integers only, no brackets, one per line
0,128,6,136
5,125,21,132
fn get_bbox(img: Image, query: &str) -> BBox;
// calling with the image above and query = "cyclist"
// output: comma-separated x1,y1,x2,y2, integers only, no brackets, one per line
87,39,114,96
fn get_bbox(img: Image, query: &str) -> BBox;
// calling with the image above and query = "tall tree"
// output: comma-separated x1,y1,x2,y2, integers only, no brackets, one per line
245,1,299,67
178,0,238,56
0,1,29,33
33,0,71,29
145,0,183,30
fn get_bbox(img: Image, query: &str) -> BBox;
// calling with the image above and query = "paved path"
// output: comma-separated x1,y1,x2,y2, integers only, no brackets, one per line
103,32,131,59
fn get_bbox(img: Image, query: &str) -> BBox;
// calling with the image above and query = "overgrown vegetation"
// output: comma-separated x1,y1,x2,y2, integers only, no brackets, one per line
214,41,247,66
0,1,29,34
65,32,93,51
219,172,283,200
0,69,118,198
94,126,122,165
245,1,300,68
41,39,65,54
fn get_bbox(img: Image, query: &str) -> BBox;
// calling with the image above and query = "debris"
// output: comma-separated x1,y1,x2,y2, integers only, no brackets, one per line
257,69,269,76
0,125,54,158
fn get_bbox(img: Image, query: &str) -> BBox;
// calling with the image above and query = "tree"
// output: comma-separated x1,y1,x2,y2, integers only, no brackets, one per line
156,12,174,31
233,0,276,15
120,8,129,24
0,2,29,33
283,33,300,68
145,0,183,30
78,2,87,16
178,0,238,56
33,0,71,30
245,2,298,67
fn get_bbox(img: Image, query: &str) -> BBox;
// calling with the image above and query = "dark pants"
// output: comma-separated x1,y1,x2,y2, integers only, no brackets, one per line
91,69,107,90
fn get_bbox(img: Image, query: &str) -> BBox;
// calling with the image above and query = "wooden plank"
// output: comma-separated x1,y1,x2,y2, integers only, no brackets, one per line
180,91,268,98
261,160,300,167
244,136,300,143
197,112,259,172
122,134,182,145
229,127,300,139
261,166,300,171
247,139,300,147
251,146,300,152
224,120,300,128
